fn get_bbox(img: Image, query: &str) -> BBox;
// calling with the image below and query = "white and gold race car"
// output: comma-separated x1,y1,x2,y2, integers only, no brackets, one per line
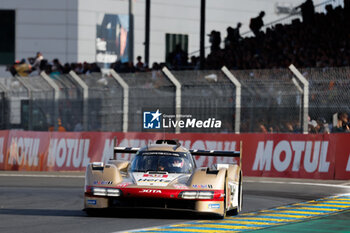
84,139,242,218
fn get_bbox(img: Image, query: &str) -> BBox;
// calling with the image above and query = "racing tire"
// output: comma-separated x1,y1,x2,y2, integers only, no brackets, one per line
219,179,228,219
85,208,100,217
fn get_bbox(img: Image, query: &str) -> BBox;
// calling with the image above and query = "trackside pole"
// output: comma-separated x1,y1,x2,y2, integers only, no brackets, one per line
221,66,241,134
291,77,304,132
289,64,309,134
113,136,117,160
162,67,182,134
69,71,89,131
128,0,134,63
291,78,303,93
239,140,242,168
199,0,206,69
41,71,60,131
15,75,32,130
110,70,129,133
0,82,8,129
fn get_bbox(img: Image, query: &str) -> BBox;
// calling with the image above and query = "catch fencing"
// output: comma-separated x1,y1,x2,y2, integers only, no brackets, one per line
0,65,349,133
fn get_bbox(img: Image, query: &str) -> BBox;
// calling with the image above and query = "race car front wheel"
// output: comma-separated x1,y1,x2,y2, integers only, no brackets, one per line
85,208,102,217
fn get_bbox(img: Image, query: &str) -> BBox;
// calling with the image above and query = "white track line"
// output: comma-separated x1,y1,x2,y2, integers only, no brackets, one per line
113,221,192,233
245,180,350,189
0,173,84,178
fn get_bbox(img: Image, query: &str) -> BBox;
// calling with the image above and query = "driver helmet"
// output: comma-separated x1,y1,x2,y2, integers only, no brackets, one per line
172,157,184,168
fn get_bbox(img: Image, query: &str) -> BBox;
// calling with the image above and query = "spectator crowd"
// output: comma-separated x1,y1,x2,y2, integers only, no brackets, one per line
245,111,350,134
8,52,101,78
206,1,350,69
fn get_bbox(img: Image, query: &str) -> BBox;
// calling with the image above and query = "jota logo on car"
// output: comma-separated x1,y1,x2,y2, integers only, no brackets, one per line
252,140,330,173
140,189,162,193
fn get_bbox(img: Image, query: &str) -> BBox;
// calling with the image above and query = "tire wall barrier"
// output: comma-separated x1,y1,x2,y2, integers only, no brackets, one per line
0,130,350,179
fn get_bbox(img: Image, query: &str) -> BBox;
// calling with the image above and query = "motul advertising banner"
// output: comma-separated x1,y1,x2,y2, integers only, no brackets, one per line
0,130,350,180
333,134,350,179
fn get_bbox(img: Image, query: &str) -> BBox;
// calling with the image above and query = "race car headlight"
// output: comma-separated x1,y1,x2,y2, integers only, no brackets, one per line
179,191,214,199
197,191,214,199
92,187,121,197
106,188,121,197
93,187,107,196
180,191,197,199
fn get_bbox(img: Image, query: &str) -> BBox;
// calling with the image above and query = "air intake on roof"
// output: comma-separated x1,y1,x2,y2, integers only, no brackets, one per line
155,139,179,145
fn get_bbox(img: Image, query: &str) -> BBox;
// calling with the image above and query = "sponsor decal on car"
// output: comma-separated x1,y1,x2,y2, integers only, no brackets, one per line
173,184,189,189
208,203,220,209
87,200,97,205
192,184,213,189
116,182,132,188
143,174,168,178
137,178,171,183
133,173,182,186
137,178,171,186
139,189,162,193
93,181,113,185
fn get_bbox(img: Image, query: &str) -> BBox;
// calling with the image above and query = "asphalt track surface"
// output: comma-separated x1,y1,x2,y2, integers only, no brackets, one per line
1,172,350,233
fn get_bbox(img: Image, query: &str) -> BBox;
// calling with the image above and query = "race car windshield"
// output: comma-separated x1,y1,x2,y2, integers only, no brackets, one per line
130,151,193,174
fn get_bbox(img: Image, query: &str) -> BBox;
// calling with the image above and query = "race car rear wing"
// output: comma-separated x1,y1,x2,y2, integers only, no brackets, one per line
189,149,240,157
113,147,240,157
113,139,242,162
114,147,139,154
